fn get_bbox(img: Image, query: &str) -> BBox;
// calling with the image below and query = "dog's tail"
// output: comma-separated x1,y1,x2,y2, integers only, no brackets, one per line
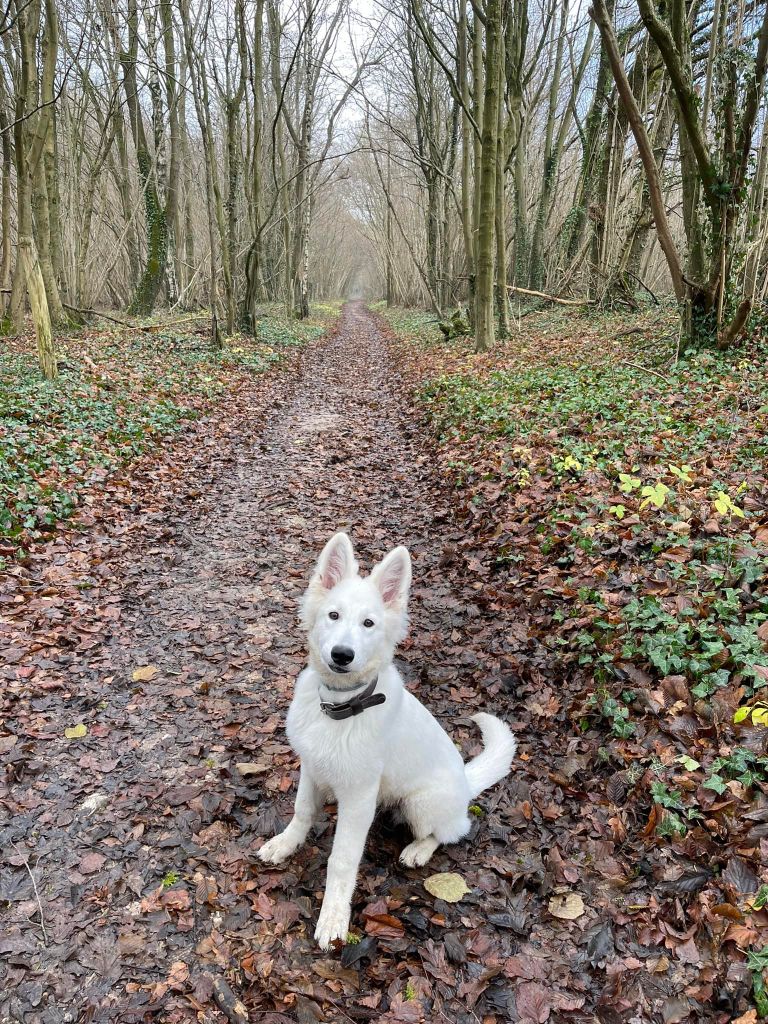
464,712,517,800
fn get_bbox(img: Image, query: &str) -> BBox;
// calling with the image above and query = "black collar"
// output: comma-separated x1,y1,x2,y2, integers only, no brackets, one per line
319,676,386,720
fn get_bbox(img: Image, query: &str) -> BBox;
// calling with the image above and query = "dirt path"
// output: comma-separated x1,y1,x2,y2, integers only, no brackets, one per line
2,304,667,1024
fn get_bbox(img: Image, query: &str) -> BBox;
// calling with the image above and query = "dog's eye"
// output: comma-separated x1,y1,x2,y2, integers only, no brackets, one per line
328,611,339,620
363,618,374,628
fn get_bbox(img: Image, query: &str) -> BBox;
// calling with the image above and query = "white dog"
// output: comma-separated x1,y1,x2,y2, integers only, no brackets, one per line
257,532,517,949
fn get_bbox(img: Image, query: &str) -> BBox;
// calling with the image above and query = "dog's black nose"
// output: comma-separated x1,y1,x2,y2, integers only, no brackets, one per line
331,645,354,666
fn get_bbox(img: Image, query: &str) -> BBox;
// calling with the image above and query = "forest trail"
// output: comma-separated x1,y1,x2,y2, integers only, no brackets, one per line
5,304,638,1023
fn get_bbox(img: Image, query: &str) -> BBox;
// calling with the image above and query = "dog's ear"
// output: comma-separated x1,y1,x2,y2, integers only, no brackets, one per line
370,545,411,611
300,533,357,630
314,532,357,591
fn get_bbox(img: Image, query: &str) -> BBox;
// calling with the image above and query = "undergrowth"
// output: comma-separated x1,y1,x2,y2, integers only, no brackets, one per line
0,305,334,561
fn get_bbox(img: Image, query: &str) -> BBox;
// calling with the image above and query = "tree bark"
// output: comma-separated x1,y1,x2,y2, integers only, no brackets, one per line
475,0,502,352
589,0,685,302
121,0,168,316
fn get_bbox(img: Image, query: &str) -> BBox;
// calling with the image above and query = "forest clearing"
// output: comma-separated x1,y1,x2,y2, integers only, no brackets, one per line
2,0,768,1019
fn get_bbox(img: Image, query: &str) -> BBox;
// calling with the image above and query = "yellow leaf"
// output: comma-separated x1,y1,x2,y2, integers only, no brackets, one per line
548,891,585,920
236,762,269,777
423,872,470,903
732,1010,757,1024
733,707,751,724
65,723,88,739
132,665,158,682
752,708,768,726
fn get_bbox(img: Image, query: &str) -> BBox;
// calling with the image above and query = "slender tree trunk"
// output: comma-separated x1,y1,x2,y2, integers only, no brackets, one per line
0,96,12,318
121,0,167,316
494,30,509,338
160,0,182,306
458,0,474,308
566,0,614,268
589,0,685,303
528,0,566,289
470,12,484,323
475,0,502,352
244,0,265,328
14,0,57,376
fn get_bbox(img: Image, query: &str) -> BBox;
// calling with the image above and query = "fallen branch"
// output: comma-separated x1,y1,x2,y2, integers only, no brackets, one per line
63,303,132,327
625,269,660,305
621,360,674,385
507,285,592,307
11,842,47,946
122,313,210,334
211,975,248,1024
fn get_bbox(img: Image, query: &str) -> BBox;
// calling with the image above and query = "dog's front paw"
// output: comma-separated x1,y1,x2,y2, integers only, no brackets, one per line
257,832,298,865
314,901,351,950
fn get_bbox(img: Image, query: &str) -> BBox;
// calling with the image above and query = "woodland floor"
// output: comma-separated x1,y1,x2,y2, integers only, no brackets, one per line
1,302,767,1024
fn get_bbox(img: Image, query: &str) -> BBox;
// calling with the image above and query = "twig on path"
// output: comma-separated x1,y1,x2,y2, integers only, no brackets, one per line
620,360,675,385
211,975,248,1024
11,842,47,946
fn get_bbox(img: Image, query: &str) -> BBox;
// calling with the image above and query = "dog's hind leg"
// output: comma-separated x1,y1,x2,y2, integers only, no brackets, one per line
399,834,440,867
400,787,471,867
258,765,322,864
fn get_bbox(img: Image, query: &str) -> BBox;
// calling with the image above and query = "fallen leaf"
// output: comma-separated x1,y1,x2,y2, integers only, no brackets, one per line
236,762,269,777
548,891,585,920
424,872,470,903
733,1010,758,1024
132,665,158,682
711,903,743,922
167,961,190,990
516,981,551,1023
64,723,88,739
79,851,106,874
722,856,759,894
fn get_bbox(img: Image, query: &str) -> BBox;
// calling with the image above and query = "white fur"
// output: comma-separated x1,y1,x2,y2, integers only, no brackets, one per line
258,532,517,949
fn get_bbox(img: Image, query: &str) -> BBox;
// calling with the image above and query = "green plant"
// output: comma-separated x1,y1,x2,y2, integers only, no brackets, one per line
746,946,768,1017
668,463,693,483
704,748,768,793
734,701,768,727
650,781,702,837
586,690,635,738
713,490,746,519
639,481,671,510
618,473,641,494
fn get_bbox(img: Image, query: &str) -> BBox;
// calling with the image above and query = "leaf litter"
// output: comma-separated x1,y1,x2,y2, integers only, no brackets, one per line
1,301,766,1022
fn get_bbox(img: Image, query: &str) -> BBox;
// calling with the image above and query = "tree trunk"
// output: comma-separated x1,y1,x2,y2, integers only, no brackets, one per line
470,11,484,324
13,0,58,376
494,31,509,338
0,94,12,318
121,0,167,316
474,0,502,352
565,0,614,270
528,0,566,289
458,0,474,308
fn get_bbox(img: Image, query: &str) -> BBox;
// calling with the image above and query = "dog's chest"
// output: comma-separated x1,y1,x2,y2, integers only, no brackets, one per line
286,691,384,789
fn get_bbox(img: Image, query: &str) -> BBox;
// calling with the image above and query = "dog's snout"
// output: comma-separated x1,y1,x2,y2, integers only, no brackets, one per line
331,645,354,666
